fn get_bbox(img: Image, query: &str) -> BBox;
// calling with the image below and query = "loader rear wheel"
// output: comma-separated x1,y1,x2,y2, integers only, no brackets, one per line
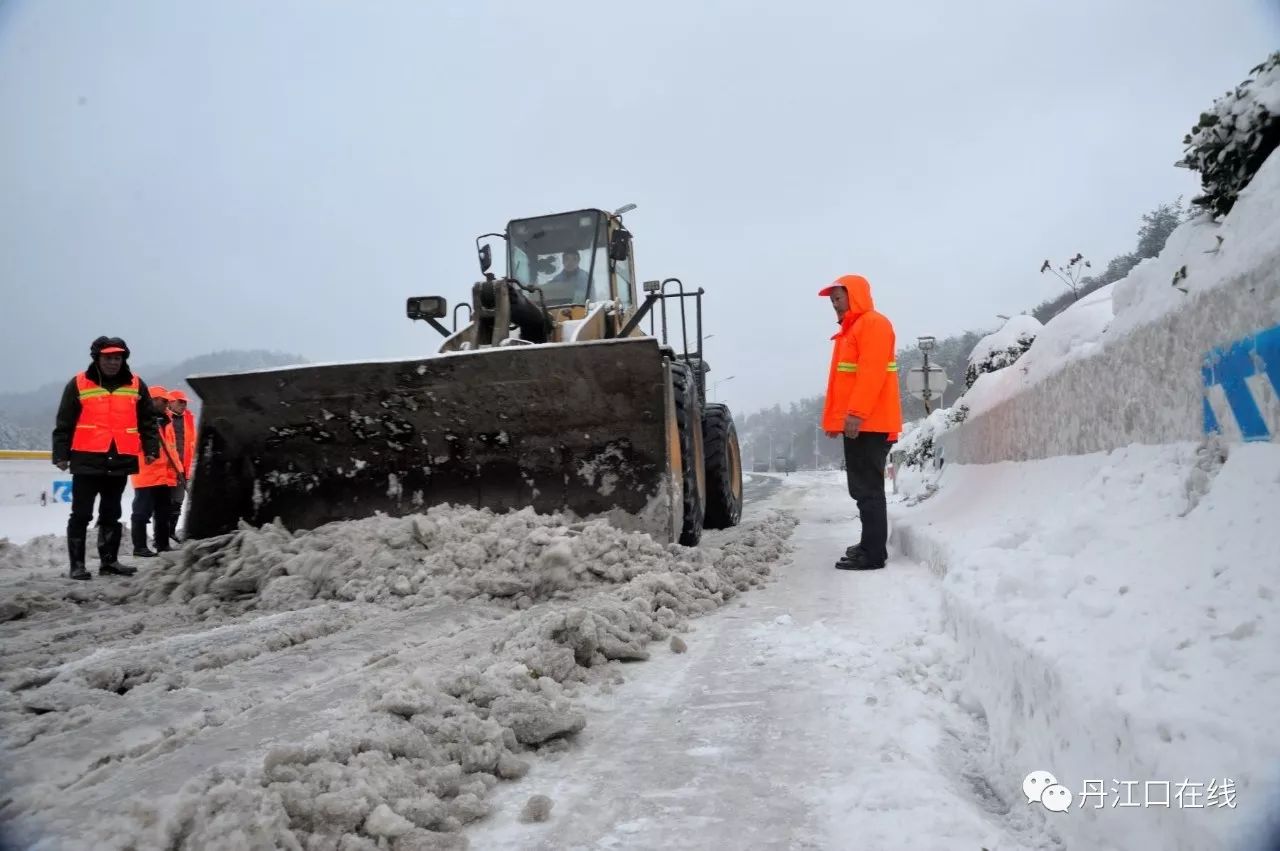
671,361,704,546
701,403,742,529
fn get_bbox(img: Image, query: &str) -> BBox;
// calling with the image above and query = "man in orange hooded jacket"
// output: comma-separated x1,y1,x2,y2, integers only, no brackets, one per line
819,274,902,570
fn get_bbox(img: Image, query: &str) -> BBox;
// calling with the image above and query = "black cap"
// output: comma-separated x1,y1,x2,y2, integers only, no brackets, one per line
90,336,131,359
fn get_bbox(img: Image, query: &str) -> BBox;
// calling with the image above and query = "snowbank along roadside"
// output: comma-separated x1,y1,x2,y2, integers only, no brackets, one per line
886,126,1280,851
943,148,1280,464
0,502,796,850
892,444,1280,850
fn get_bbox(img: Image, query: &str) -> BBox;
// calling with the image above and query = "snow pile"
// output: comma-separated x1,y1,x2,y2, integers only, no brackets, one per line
1109,147,1280,341
959,147,1279,426
961,284,1114,421
1,505,795,851
891,408,951,471
892,440,1280,851
940,147,1280,462
963,314,1042,390
136,504,784,616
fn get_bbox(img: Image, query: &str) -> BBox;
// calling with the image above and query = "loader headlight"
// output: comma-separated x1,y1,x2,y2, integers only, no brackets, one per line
407,296,447,320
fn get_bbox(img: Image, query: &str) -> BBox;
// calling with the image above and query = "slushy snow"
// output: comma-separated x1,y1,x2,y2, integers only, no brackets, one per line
0,504,795,850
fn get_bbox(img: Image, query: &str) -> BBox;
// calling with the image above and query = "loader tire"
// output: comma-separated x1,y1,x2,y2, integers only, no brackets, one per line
670,361,704,546
701,403,743,529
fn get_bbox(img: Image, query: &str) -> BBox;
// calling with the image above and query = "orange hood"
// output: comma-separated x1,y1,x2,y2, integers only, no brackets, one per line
841,274,874,316
821,274,874,325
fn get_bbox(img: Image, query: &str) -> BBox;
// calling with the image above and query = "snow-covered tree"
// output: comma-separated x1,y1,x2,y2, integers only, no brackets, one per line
964,315,1042,389
1177,51,1280,217
1134,198,1185,260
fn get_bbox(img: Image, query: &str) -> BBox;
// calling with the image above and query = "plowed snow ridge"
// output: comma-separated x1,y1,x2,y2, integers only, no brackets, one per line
0,504,796,851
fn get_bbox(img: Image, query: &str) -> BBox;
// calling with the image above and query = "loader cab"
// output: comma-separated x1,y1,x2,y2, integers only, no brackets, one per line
507,209,637,318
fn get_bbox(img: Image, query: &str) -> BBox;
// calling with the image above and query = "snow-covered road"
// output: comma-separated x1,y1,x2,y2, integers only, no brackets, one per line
0,470,1148,851
467,474,1056,850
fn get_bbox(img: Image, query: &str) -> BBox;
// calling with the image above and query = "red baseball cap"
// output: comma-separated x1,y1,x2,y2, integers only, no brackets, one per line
818,274,870,297
99,345,127,354
168,390,188,402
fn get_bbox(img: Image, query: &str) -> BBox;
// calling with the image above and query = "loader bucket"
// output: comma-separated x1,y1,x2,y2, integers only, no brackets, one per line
183,337,682,543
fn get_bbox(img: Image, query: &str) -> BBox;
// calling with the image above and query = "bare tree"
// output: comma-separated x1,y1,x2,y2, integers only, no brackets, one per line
1039,252,1091,301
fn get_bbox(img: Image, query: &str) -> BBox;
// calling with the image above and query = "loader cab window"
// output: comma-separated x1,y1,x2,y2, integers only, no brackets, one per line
508,211,608,307
613,235,635,311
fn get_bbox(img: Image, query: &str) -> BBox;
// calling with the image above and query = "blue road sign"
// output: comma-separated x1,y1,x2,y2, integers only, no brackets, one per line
1202,324,1280,442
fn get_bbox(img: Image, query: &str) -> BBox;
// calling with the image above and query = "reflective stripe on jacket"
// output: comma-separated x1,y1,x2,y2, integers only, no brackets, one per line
69,373,143,455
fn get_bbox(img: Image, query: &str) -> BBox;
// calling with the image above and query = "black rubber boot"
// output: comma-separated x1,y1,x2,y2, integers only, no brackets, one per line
99,523,138,576
131,523,155,558
68,535,91,581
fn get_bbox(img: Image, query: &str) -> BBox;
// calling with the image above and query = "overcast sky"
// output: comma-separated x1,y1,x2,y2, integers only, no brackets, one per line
1,0,1276,418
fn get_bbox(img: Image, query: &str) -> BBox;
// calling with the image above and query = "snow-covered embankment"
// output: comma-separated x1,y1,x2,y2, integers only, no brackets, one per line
892,150,1280,850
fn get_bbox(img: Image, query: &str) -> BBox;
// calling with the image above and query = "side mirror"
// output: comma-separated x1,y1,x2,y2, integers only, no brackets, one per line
478,244,492,275
609,229,631,262
406,296,447,321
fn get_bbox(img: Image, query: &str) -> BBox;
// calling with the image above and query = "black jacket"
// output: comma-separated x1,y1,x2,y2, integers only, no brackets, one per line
51,363,161,477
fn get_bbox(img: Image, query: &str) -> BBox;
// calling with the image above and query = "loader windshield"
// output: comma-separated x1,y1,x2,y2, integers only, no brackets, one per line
508,211,607,307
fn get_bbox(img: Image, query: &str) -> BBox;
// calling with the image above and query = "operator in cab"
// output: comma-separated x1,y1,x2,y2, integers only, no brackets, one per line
540,249,589,305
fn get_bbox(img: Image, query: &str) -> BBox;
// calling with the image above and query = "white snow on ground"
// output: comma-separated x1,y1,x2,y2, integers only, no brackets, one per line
891,442,1280,851
466,473,1061,851
0,500,795,850
1,459,148,546
0,460,58,508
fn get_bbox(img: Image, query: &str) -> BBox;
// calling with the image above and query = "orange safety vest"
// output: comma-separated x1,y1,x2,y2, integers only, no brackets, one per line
69,373,143,455
133,418,183,488
821,276,903,438
179,409,197,474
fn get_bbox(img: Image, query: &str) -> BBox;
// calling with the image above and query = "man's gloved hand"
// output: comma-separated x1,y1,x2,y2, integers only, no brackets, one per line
145,454,158,465
54,460,69,472
843,414,863,439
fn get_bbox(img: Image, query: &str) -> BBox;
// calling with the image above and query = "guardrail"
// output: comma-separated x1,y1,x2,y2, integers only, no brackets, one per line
0,450,52,461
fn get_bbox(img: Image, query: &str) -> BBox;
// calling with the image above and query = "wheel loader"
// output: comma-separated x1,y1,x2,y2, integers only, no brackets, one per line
182,205,743,546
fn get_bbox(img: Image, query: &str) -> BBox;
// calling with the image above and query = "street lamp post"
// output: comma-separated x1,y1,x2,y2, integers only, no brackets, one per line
712,375,736,401
918,336,938,414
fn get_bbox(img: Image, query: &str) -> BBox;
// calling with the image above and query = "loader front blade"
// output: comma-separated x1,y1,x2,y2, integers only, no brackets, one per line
183,337,680,542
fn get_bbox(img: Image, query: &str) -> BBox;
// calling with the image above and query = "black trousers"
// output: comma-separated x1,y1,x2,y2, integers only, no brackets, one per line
168,480,185,536
68,474,129,538
132,485,173,550
843,432,893,565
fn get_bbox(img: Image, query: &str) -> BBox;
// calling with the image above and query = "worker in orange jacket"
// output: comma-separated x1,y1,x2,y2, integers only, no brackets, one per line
130,385,185,556
819,274,903,571
166,389,196,539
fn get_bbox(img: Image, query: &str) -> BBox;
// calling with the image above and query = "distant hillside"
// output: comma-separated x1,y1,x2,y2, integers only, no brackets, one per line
0,349,307,449
0,418,42,450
